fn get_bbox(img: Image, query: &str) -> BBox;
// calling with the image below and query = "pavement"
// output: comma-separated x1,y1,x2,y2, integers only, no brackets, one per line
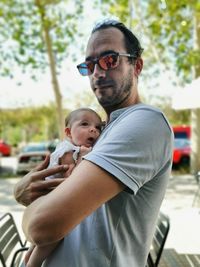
0,173,200,254
160,173,200,254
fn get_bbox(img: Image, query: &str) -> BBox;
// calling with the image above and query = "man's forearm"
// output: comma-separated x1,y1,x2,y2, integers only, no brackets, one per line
22,160,124,247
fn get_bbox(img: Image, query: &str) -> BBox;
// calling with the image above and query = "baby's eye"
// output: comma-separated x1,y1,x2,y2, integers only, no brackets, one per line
81,121,89,126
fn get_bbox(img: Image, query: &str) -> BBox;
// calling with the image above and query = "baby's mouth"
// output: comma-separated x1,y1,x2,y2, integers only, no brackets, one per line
87,137,95,145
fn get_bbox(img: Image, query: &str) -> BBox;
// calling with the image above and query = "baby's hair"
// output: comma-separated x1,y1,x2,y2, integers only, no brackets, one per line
65,108,102,127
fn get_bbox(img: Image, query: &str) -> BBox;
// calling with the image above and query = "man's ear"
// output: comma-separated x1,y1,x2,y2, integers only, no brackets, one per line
134,58,143,77
65,127,72,138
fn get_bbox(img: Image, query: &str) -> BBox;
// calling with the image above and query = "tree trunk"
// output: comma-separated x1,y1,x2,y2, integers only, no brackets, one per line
43,26,65,140
191,10,200,173
191,110,200,173
35,0,64,140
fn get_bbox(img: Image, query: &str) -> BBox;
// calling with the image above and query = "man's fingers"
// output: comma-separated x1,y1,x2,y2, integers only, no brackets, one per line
25,165,69,185
29,164,69,182
34,154,51,171
14,159,69,205
31,178,65,191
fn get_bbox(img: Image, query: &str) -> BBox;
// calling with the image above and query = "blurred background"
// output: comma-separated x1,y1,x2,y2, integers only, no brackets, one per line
0,1,200,265
1,0,200,176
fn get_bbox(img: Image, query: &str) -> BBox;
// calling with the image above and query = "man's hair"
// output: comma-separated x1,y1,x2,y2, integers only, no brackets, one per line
65,108,102,127
92,19,143,63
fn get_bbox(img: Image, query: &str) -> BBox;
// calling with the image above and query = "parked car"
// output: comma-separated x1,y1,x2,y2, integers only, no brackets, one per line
173,138,191,168
0,140,11,156
173,125,191,139
16,141,57,174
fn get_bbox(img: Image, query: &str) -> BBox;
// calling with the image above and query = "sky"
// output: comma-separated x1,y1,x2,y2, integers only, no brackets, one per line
0,62,91,109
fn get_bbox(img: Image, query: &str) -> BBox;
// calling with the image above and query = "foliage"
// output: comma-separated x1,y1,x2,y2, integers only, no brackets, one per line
0,105,71,145
0,84,105,146
144,0,200,80
157,100,190,126
0,0,85,139
0,0,83,78
100,0,200,83
99,0,200,137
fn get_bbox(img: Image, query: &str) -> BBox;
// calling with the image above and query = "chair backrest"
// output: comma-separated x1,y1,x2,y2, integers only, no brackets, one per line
146,212,170,267
0,213,25,267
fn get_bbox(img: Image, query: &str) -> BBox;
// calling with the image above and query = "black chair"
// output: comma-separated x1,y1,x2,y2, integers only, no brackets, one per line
146,212,170,267
0,212,29,267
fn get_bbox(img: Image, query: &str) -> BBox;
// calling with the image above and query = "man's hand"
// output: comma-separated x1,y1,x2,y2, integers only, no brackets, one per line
24,244,35,266
14,155,68,206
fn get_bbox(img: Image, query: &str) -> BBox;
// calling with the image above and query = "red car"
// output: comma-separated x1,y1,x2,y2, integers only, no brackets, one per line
173,125,191,139
173,138,191,167
0,140,11,156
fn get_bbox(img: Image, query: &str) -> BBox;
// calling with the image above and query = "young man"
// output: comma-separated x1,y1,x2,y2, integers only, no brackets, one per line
14,19,173,267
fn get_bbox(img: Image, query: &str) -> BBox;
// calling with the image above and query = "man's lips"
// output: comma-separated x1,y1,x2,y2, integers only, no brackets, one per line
94,83,113,91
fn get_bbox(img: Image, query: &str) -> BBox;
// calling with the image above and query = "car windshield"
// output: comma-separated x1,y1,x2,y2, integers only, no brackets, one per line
22,143,48,153
174,139,190,148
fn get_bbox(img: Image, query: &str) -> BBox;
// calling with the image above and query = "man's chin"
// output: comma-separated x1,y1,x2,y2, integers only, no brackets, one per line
97,98,113,108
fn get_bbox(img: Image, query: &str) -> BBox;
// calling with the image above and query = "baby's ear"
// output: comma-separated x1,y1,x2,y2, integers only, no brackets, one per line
65,127,72,138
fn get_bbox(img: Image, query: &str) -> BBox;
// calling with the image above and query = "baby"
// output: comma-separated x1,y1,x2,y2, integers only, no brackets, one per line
47,107,103,178
24,107,102,267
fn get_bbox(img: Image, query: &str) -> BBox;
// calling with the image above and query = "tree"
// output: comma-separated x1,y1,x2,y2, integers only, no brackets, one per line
100,0,200,172
0,105,61,145
0,0,83,139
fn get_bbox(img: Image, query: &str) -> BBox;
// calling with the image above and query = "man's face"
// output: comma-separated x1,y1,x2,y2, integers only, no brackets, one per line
85,27,137,110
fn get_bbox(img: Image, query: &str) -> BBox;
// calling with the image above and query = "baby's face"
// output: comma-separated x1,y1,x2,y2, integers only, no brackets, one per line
67,111,102,147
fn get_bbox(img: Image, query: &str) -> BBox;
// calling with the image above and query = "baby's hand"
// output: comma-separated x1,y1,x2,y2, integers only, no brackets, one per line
80,146,92,155
76,146,92,165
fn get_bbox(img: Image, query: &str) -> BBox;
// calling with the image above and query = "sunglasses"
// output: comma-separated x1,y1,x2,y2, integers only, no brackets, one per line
77,52,136,76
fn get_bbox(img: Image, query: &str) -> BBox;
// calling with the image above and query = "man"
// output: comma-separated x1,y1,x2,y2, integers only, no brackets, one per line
14,19,173,267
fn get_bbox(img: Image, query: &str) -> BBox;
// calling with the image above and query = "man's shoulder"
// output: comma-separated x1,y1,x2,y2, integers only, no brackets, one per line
110,104,164,123
125,103,162,114
108,103,172,139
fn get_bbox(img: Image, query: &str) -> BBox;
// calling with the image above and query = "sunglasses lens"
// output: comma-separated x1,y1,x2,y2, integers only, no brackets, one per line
99,54,119,70
77,63,93,76
87,61,95,74
77,53,119,76
77,62,95,76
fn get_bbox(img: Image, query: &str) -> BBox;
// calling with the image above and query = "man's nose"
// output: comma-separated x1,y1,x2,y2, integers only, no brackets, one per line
93,63,106,79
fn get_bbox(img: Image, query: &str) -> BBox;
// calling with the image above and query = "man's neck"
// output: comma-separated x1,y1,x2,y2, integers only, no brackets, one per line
104,93,141,120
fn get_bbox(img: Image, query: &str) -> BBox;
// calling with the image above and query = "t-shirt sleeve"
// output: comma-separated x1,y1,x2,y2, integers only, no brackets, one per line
84,108,173,194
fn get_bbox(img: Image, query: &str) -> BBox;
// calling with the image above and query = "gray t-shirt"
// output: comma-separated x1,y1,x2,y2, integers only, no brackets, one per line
43,103,173,267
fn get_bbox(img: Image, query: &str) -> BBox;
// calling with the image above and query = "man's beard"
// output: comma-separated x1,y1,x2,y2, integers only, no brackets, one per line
97,70,133,109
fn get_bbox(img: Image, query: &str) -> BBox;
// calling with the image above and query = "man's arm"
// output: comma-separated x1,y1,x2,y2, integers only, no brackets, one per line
22,159,125,246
